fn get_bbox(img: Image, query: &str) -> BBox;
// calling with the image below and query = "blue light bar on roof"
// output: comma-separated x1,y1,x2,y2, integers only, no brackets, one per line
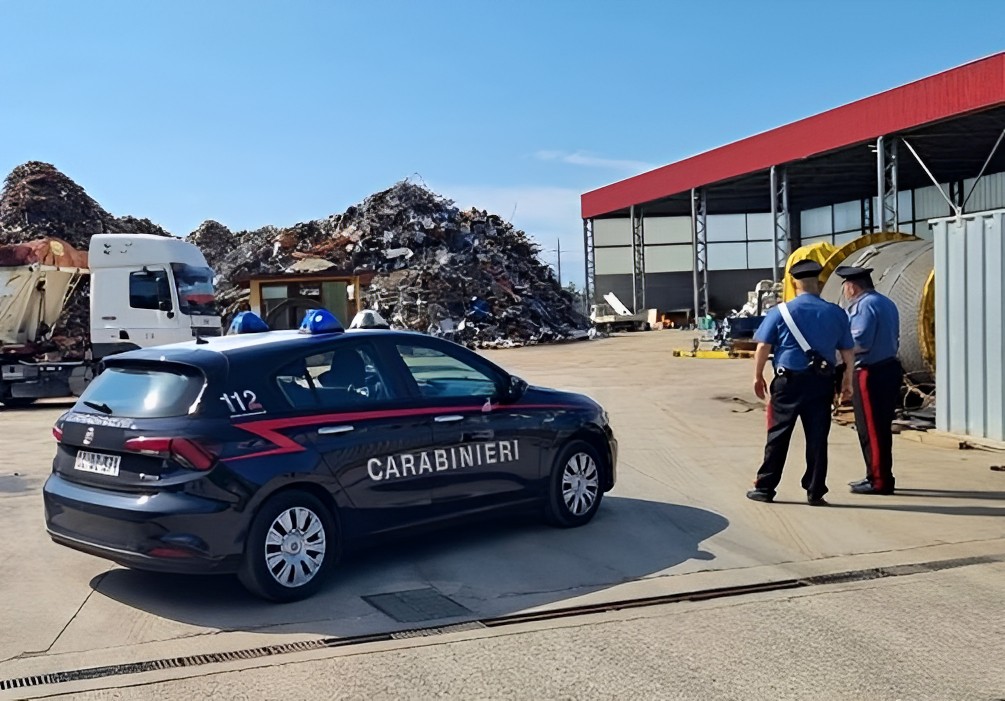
228,311,270,334
299,308,344,334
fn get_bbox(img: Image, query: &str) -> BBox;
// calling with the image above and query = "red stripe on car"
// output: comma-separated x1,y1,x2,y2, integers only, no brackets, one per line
224,403,576,462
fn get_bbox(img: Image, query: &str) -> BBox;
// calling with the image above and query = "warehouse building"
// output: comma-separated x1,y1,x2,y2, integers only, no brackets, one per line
581,52,1005,319
581,52,1005,442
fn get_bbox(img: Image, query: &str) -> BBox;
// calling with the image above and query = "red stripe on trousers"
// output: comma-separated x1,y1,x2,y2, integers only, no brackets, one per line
857,368,884,489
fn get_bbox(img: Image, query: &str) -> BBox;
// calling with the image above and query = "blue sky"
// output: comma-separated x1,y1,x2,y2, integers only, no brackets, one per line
2,0,1003,287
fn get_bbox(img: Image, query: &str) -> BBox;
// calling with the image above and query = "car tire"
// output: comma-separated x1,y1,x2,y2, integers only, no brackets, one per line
544,440,604,528
238,490,338,602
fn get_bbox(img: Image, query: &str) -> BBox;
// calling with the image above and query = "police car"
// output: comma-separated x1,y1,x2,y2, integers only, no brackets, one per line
43,310,617,601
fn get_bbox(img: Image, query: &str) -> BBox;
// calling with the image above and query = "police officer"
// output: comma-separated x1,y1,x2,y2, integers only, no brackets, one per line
836,266,903,495
747,260,855,506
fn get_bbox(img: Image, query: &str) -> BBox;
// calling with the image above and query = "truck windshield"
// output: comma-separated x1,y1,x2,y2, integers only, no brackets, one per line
171,263,217,316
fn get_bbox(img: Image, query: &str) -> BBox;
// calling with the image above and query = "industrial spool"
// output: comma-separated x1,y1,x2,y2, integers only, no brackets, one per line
785,233,936,384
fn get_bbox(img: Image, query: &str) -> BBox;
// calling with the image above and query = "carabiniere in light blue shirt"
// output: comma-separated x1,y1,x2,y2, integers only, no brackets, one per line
847,290,900,366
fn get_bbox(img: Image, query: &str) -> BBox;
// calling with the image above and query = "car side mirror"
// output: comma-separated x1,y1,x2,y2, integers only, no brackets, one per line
501,375,528,403
158,300,173,313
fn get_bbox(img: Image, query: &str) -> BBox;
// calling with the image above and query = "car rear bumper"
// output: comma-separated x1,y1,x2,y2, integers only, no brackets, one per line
43,472,244,574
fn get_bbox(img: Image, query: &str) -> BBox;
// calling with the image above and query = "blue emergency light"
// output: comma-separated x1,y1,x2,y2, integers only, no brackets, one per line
228,311,270,334
298,308,344,334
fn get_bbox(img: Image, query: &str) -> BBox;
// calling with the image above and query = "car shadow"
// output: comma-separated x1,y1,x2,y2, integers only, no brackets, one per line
89,496,728,637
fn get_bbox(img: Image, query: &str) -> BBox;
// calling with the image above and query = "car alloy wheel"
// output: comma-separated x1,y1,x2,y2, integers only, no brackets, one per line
562,451,599,516
545,440,604,528
265,506,327,588
239,490,338,602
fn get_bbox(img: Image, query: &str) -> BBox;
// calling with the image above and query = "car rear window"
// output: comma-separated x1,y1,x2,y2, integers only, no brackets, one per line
76,365,205,417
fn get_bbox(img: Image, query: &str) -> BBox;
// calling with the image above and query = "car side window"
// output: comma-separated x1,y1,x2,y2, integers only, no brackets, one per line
129,269,170,310
275,344,392,410
394,343,498,399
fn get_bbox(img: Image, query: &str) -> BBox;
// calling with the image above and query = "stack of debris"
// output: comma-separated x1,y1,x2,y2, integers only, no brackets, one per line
194,181,590,348
0,162,172,357
0,162,170,247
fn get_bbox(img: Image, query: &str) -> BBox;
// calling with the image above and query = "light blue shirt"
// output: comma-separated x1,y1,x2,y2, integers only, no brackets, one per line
847,290,900,365
754,293,854,371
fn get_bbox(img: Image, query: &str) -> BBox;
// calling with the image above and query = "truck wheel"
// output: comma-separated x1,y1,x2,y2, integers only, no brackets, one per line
238,490,339,602
544,440,604,528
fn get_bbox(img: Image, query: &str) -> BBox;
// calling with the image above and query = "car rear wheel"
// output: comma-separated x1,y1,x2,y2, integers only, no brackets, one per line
238,490,338,602
545,440,604,528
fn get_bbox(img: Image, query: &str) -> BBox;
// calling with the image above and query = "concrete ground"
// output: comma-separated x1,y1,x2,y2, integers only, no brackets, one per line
1,330,1002,699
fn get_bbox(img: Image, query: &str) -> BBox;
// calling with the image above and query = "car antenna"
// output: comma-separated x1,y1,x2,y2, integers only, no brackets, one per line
195,327,209,345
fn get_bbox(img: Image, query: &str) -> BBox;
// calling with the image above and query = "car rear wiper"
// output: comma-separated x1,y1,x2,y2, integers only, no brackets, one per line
83,400,113,415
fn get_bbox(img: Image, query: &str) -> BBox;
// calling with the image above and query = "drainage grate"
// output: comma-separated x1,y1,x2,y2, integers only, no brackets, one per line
363,587,473,623
1,552,1000,693
390,621,486,640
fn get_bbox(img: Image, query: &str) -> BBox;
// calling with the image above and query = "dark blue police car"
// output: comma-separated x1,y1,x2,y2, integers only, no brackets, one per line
43,310,617,601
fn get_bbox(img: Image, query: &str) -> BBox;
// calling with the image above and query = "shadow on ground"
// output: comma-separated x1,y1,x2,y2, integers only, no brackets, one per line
90,496,728,637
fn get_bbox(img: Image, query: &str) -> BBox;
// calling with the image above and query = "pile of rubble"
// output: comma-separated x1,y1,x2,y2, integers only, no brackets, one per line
0,162,170,247
0,163,172,356
194,181,590,348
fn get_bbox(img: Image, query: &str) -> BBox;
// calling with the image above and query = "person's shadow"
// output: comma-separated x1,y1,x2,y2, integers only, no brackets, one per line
91,496,728,637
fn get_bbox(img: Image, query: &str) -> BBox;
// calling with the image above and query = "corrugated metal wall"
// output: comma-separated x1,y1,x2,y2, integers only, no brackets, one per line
933,210,1005,441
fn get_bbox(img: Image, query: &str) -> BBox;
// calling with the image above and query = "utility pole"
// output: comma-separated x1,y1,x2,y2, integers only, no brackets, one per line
556,237,562,286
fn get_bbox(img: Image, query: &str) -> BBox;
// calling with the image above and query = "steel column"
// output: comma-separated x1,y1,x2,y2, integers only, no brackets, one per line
690,188,708,321
630,205,645,313
770,165,790,282
877,136,899,231
583,218,595,312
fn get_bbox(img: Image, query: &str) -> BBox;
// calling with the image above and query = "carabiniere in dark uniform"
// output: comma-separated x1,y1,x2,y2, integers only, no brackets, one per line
835,265,903,495
747,260,855,506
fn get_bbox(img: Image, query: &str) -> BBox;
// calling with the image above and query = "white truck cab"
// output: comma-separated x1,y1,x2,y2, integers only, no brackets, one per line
0,233,221,405
88,234,222,356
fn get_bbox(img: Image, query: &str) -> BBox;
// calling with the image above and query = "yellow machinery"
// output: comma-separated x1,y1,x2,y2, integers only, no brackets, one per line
783,232,936,382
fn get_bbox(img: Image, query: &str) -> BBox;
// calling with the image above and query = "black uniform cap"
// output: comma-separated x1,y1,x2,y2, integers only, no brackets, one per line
834,265,874,282
788,259,823,279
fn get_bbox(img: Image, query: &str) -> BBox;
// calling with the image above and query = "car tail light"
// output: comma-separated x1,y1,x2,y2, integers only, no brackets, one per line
124,437,216,471
53,425,63,442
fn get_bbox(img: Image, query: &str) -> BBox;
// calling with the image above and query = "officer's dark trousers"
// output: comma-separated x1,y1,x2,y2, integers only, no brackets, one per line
852,358,903,491
755,370,834,499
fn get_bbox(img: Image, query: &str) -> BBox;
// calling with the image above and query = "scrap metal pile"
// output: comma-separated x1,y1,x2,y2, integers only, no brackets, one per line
193,180,591,348
0,163,589,351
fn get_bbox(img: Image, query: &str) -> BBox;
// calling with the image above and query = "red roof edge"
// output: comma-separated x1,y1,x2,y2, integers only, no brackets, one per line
581,53,1005,219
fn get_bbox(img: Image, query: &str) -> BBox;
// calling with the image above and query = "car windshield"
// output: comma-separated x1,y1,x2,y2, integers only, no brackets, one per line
76,365,205,417
171,263,217,316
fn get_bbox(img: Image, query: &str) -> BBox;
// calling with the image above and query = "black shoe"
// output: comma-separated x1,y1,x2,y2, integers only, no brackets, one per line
807,494,829,506
848,478,870,488
850,483,894,495
746,489,774,503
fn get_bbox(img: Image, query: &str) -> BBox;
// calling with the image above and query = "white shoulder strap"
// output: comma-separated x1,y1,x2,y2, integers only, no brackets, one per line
778,302,811,352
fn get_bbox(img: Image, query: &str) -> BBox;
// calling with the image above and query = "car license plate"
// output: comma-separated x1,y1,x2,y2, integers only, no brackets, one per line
74,451,121,476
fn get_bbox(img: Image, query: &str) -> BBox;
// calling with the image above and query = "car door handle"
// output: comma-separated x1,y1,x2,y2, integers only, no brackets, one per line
434,415,465,423
464,430,494,441
318,425,354,435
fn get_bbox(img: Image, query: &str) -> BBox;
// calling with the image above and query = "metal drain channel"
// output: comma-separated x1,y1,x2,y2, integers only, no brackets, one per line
1,553,999,692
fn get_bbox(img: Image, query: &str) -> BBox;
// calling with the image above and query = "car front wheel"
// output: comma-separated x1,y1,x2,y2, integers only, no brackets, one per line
545,440,604,528
238,490,338,602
